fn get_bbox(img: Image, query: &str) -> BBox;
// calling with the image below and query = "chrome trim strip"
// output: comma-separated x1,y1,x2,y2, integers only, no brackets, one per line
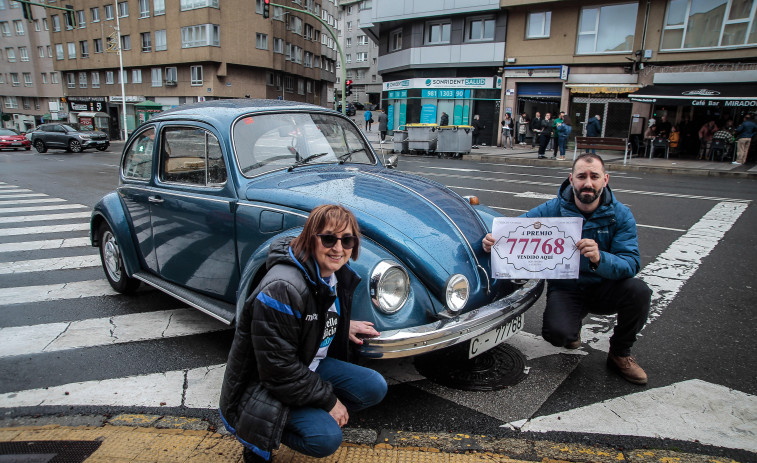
236,202,309,218
132,274,232,325
119,186,231,205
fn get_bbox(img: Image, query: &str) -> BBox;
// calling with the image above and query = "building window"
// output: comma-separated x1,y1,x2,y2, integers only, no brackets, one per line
118,1,128,17
165,66,177,84
23,72,32,86
121,35,131,50
118,70,127,84
154,0,165,15
67,42,76,59
466,16,495,41
47,45,52,57
80,40,89,58
426,21,451,44
662,0,757,50
526,11,551,38
77,10,85,28
256,33,268,49
356,51,367,62
90,7,100,22
180,0,219,10
51,72,59,84
79,71,87,88
94,38,103,53
41,73,48,84
255,0,263,14
389,28,402,51
132,69,142,83
34,19,41,31
273,37,284,53
181,24,220,48
139,0,150,18
289,15,303,35
10,73,19,86
38,46,44,58
92,71,100,88
298,78,304,95
55,44,63,60
52,15,60,32
19,46,28,61
104,4,114,20
14,19,23,35
191,65,203,85
141,32,152,52
43,18,48,30
304,51,313,67
345,53,351,63
155,29,166,51
106,71,114,84
346,21,352,31
23,97,31,110
305,23,313,40
358,34,369,45
5,96,19,109
284,76,294,92
0,21,9,36
346,37,352,48
151,67,162,86
577,3,637,54
66,73,75,88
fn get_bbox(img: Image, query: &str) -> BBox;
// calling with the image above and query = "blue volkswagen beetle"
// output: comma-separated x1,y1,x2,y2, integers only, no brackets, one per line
90,100,543,359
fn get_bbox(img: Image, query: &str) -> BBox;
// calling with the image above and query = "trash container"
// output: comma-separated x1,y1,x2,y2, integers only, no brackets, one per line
406,123,438,154
436,125,473,158
392,130,408,154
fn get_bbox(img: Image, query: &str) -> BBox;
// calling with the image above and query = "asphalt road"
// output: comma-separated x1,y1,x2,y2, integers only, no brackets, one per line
0,144,755,461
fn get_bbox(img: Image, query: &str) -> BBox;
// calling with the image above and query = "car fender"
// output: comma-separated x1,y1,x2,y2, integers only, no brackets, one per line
90,191,141,278
472,203,503,232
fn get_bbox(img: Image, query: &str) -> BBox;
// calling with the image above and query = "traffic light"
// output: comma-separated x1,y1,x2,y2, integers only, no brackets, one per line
263,0,270,19
64,4,76,28
345,79,352,96
22,2,33,21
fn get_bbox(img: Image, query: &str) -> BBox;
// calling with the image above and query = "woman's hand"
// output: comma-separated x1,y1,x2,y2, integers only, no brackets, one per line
482,233,495,253
349,320,380,345
329,399,349,427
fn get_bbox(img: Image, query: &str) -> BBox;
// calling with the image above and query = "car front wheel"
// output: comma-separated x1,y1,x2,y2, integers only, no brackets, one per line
34,140,47,153
99,224,140,293
68,139,83,153
96,145,109,151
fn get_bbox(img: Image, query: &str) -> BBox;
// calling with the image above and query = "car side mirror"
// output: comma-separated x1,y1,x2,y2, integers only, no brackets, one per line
384,154,399,169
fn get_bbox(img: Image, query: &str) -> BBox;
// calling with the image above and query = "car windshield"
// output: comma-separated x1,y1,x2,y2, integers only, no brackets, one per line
62,124,80,132
0,129,19,136
233,112,375,177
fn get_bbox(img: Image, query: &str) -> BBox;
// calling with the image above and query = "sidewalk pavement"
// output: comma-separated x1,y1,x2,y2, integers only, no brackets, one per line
358,129,757,178
0,413,737,462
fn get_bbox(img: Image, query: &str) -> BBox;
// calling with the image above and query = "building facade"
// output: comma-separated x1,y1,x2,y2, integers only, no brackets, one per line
335,0,381,108
46,0,339,139
0,0,65,132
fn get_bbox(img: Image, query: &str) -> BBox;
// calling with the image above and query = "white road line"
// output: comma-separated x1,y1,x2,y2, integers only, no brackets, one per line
0,308,229,358
0,189,35,194
0,255,100,274
510,379,757,453
582,201,749,353
0,223,90,237
0,279,117,305
0,204,88,214
0,193,48,199
0,363,227,409
0,198,68,205
0,211,91,224
0,237,90,253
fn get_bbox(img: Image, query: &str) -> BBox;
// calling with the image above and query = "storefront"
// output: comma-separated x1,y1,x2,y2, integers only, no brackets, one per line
135,100,165,125
382,77,501,146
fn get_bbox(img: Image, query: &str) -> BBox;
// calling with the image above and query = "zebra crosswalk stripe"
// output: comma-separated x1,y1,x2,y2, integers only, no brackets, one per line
0,255,101,274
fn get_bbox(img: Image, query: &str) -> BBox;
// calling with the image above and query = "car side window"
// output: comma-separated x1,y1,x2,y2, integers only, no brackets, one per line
122,128,155,180
161,127,226,186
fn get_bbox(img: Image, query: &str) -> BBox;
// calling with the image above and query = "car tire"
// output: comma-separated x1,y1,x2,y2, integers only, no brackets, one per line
99,224,140,293
68,140,83,153
96,145,109,151
34,140,47,153
25,146,31,150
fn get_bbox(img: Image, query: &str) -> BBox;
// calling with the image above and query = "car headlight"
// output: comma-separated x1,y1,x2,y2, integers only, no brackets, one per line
445,274,469,312
370,260,409,314
79,134,91,139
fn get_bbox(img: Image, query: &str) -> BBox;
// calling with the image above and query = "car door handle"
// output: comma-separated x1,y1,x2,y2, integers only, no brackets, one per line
148,195,164,203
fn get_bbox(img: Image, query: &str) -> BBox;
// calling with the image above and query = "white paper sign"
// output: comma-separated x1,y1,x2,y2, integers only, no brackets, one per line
491,217,583,279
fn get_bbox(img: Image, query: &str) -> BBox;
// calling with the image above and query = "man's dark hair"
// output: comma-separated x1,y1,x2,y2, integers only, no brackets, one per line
572,153,605,172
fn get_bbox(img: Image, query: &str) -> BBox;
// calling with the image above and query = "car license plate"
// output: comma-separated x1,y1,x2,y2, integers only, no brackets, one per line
469,313,524,359
12,142,21,146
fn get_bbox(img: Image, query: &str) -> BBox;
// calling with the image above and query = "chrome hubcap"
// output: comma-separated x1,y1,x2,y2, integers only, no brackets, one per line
102,231,122,281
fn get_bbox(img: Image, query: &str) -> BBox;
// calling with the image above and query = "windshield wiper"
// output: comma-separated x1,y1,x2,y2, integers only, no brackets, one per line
288,152,328,171
338,148,366,164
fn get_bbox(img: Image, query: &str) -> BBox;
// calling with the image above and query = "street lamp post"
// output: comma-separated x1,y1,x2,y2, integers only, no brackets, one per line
112,0,128,141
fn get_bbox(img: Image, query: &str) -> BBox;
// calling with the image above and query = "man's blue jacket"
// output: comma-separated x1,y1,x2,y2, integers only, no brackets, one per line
521,179,641,289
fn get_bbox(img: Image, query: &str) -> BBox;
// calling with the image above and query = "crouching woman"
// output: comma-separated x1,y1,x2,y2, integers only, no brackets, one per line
219,204,387,462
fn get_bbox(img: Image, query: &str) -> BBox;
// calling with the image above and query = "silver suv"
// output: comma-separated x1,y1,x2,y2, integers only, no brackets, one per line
31,123,110,153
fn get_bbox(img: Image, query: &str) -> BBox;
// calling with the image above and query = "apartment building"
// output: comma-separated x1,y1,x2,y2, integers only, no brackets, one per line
47,0,339,139
362,0,506,146
501,0,757,150
0,0,65,132
335,0,381,108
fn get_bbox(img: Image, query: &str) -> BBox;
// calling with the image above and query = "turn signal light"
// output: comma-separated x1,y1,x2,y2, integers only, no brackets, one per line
465,196,480,205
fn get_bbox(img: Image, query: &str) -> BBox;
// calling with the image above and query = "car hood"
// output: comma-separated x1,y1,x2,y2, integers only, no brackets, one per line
244,165,490,297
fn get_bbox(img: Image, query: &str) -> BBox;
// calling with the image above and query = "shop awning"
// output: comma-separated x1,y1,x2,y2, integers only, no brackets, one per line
566,84,641,94
77,111,109,118
629,83,757,106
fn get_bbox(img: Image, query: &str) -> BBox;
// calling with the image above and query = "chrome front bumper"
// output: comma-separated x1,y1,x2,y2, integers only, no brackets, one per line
359,279,544,359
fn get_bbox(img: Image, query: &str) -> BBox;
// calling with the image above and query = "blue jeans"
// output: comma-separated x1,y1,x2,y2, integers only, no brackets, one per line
558,136,567,157
281,357,387,458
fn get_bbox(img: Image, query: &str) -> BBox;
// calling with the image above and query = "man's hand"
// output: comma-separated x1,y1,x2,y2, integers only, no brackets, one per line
576,238,601,264
349,320,380,345
482,233,494,253
329,399,349,427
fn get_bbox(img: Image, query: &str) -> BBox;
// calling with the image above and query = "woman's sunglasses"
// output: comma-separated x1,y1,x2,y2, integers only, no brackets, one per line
317,234,359,249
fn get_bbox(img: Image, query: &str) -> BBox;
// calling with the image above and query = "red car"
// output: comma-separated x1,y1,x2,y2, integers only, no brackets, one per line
0,128,31,151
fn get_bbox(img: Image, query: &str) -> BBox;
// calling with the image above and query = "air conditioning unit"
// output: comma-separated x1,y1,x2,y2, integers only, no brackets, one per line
165,80,177,87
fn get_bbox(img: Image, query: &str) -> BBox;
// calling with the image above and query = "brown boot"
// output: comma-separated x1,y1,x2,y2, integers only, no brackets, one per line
607,353,648,385
565,334,581,349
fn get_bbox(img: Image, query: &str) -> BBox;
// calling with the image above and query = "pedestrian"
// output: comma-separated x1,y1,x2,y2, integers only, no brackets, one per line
377,109,388,142
537,112,553,158
644,122,657,157
733,114,757,165
364,109,373,132
530,112,542,148
501,113,514,149
471,114,483,148
697,120,718,160
668,126,680,153
481,153,651,385
585,114,601,154
219,204,387,463
440,111,449,127
517,112,528,145
552,111,565,159
557,115,572,160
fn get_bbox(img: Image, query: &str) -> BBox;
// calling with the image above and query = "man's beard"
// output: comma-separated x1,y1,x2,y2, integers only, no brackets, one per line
575,187,600,204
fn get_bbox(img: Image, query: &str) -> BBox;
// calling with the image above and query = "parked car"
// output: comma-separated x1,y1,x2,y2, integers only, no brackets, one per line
90,100,543,359
30,123,109,153
352,101,365,110
0,128,31,151
336,102,356,116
